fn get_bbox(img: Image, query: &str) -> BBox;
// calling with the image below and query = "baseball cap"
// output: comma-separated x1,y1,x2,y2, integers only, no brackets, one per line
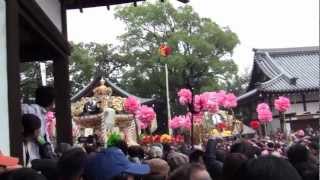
84,147,150,180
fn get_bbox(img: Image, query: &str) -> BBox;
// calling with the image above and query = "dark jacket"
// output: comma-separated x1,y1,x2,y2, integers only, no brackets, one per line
204,139,223,180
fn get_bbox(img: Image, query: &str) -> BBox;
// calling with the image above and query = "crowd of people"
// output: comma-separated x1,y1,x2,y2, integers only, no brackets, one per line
0,86,319,180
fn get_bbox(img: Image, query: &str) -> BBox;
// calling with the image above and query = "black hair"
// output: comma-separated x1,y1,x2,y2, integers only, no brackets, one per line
293,162,319,180
22,114,41,136
240,156,302,180
168,163,208,180
35,86,55,108
230,141,258,159
287,144,309,165
128,145,145,159
57,148,87,179
189,149,205,164
222,153,248,180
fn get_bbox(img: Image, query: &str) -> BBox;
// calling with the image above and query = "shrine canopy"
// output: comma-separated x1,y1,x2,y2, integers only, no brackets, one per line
71,76,155,105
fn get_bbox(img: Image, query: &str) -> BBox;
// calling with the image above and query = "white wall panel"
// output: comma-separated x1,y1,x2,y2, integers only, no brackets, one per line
0,0,10,155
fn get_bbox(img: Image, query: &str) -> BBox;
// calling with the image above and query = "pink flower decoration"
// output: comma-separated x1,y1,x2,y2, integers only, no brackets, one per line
169,116,181,129
178,88,192,105
256,103,271,112
216,90,227,106
124,96,141,114
223,93,237,108
274,96,291,112
46,111,56,139
206,99,219,113
193,113,204,124
135,105,156,126
181,115,191,129
169,115,191,129
139,122,148,130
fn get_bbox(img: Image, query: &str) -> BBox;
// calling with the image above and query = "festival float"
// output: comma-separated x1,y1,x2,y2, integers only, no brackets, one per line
71,78,156,146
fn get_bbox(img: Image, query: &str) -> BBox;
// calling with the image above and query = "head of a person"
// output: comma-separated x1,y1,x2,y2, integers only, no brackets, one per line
167,152,189,172
83,147,150,180
222,153,248,180
189,150,205,164
240,156,302,180
35,86,55,110
293,161,319,180
149,145,163,159
22,114,41,138
143,158,170,180
128,146,145,160
168,163,211,180
287,144,309,165
58,148,87,180
230,141,258,159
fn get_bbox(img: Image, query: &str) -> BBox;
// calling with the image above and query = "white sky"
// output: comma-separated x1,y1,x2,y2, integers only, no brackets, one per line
67,0,319,73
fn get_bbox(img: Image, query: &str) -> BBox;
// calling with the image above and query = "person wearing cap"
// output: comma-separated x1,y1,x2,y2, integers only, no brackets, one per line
83,147,150,180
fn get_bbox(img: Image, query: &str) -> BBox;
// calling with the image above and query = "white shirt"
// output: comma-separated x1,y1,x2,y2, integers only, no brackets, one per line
22,140,40,167
21,104,48,141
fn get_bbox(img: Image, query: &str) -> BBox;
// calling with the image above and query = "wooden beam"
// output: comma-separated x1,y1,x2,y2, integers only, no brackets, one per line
53,55,73,144
18,0,70,55
302,94,307,112
6,0,23,160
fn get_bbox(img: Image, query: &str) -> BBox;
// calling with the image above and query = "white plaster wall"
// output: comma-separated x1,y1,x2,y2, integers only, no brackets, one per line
0,0,10,155
35,0,62,32
287,103,305,114
307,102,320,114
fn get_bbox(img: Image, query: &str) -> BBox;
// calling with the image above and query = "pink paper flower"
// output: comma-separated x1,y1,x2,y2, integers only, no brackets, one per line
169,115,191,129
46,111,56,139
274,96,291,112
256,103,272,123
135,105,156,126
178,88,192,105
206,99,219,113
124,96,141,114
193,112,204,124
256,103,270,112
223,93,237,108
216,90,227,106
139,122,148,130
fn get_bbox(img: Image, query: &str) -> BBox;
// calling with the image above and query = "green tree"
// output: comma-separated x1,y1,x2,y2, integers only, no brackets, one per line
69,42,129,95
115,1,240,116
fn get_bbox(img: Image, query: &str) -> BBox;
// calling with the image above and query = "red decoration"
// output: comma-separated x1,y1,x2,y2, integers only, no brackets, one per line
159,44,172,57
250,120,260,129
217,122,226,130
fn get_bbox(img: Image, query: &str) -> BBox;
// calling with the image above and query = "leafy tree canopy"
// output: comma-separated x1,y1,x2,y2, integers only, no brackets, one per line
115,1,240,111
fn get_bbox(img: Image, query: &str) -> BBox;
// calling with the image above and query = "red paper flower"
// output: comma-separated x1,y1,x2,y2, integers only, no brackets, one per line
217,122,226,130
250,120,260,129
159,44,172,57
153,135,161,143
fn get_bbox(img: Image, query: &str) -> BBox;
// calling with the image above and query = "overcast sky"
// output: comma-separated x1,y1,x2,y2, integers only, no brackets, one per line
67,0,319,73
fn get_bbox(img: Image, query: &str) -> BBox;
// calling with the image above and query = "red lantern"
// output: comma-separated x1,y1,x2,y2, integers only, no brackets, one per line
159,44,172,57
250,120,260,129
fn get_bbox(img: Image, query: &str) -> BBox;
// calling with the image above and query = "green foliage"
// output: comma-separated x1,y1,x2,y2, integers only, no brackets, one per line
115,2,241,114
69,42,129,95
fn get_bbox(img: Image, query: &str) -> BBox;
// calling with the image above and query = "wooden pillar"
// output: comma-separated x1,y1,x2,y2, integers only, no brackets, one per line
302,93,307,112
53,56,72,144
6,0,23,159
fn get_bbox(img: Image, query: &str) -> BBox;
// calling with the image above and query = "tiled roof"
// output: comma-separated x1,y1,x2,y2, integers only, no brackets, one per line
71,76,154,104
238,46,319,101
255,46,319,92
